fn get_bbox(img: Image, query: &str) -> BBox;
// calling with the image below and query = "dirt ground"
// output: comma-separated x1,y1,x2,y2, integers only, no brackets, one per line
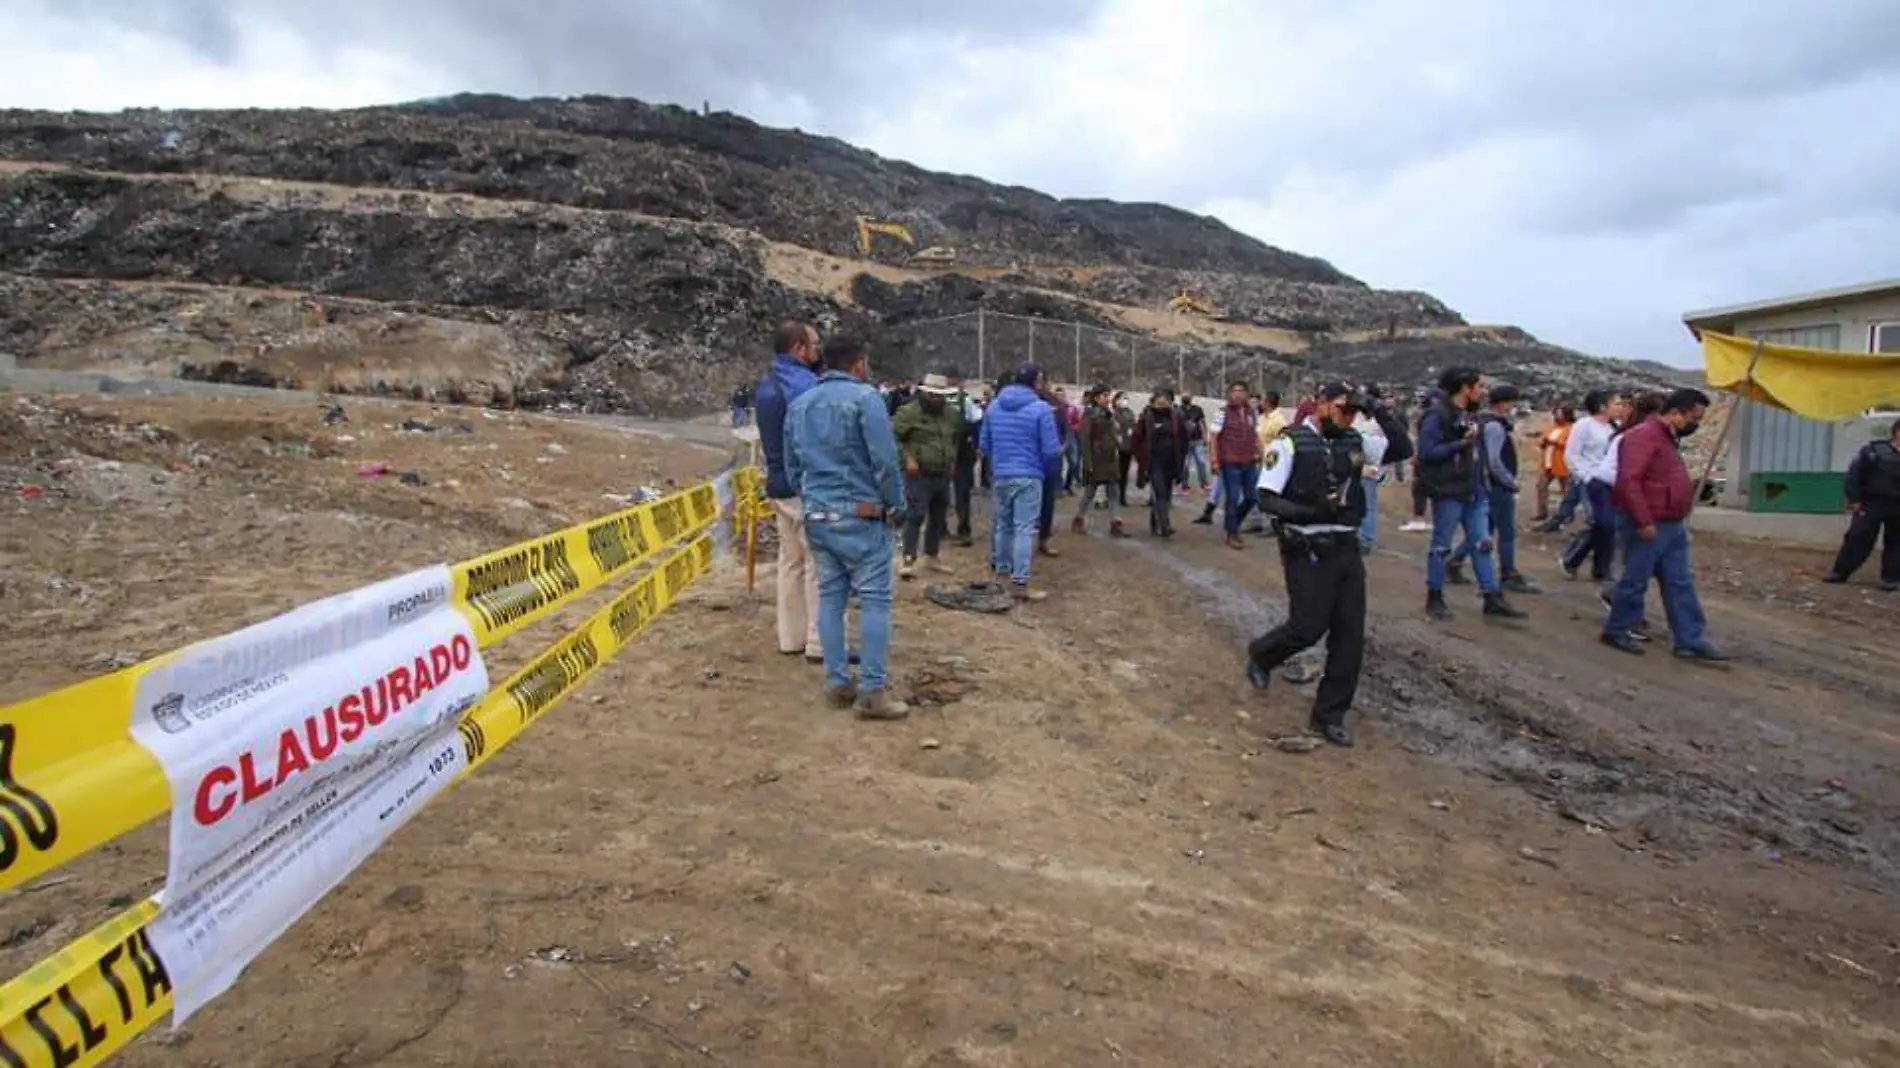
3,394,1898,1067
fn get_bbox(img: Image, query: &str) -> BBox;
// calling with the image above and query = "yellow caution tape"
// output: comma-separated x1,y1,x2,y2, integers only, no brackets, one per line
0,478,725,893
0,532,718,1068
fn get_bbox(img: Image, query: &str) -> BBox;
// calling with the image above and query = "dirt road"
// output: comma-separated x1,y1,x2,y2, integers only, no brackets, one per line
3,396,1896,1066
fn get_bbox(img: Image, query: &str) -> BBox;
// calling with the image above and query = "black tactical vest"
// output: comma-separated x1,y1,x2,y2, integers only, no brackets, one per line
1477,412,1517,478
1419,403,1476,501
1283,423,1368,527
1864,440,1900,502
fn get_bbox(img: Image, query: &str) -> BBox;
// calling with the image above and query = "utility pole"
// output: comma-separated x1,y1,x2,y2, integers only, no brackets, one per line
1176,347,1185,394
1028,319,1036,369
1220,353,1227,392
1074,320,1082,387
975,308,985,383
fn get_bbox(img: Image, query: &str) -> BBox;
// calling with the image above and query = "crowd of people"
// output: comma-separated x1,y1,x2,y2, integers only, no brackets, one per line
750,317,1891,740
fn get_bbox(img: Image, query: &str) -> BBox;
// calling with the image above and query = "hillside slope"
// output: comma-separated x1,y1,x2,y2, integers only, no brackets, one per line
0,96,1683,413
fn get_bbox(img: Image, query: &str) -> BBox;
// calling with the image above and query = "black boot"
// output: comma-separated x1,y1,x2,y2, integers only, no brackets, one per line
1426,590,1453,621
1483,592,1528,620
1192,502,1215,525
1309,716,1354,748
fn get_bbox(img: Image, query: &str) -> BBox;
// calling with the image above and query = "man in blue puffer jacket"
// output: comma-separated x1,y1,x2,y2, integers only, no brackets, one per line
754,320,822,658
980,364,1062,602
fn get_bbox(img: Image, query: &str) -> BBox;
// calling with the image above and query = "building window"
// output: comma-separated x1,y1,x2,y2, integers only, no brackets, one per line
1872,322,1900,353
1749,324,1841,350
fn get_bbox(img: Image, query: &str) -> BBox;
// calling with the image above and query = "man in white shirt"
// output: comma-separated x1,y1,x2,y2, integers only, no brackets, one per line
1351,401,1390,554
1559,390,1629,581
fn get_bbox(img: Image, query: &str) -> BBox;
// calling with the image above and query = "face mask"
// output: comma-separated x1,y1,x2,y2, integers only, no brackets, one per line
1320,419,1346,439
1463,398,1481,412
1678,420,1700,437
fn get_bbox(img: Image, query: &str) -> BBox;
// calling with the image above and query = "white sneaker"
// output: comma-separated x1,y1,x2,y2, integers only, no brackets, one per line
1400,520,1429,533
899,557,917,580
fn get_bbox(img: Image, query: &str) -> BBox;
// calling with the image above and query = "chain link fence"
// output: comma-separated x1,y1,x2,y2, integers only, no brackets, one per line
877,310,1299,398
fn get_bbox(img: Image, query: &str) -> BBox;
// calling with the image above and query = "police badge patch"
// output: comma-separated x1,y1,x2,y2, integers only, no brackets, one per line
1262,450,1281,469
1348,450,1365,467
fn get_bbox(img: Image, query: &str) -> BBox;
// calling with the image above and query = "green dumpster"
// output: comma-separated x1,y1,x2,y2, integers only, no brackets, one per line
1747,472,1847,514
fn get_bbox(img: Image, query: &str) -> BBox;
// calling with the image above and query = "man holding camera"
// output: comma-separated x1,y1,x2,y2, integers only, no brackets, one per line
1244,382,1413,748
1416,368,1529,623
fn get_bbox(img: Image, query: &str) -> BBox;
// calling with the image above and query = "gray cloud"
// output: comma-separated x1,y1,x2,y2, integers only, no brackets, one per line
11,0,1900,364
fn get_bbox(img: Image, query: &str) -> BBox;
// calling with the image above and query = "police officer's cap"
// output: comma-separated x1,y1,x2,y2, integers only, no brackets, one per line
1487,383,1523,406
1315,381,1364,411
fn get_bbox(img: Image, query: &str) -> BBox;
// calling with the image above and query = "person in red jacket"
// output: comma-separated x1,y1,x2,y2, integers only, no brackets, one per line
1600,388,1727,662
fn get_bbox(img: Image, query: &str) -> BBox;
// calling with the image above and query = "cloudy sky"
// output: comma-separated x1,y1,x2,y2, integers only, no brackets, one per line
6,0,1898,366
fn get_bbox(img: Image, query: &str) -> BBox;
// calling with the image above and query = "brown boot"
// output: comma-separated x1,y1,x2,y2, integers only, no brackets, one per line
1226,533,1244,550
825,682,858,709
854,690,910,721
1070,515,1086,535
1039,538,1060,557
1109,519,1128,538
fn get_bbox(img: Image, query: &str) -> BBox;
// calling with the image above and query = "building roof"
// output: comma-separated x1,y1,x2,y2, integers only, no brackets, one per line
1681,277,1900,338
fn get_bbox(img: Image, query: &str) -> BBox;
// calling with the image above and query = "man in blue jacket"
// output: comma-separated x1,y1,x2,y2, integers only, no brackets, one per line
785,335,909,720
980,364,1062,602
754,320,822,660
1415,367,1527,623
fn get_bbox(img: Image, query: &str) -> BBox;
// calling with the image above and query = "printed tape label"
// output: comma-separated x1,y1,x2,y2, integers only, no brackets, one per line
128,567,485,1023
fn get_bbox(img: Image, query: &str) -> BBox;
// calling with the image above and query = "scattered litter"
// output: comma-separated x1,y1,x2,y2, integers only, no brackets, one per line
1517,846,1560,869
398,471,425,487
86,650,141,672
1315,833,1351,852
728,962,752,982
924,582,1014,614
1271,734,1322,754
356,462,394,478
546,442,568,455
632,485,665,502
400,418,437,433
919,738,942,750
319,404,348,425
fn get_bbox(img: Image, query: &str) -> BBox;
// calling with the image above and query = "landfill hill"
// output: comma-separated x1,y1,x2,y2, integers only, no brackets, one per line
0,94,1688,414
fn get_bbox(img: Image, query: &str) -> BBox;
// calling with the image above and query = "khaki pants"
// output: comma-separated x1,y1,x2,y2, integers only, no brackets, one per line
773,497,821,654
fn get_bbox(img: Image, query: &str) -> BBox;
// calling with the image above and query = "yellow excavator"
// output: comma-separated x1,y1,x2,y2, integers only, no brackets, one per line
855,215,958,265
1168,289,1215,316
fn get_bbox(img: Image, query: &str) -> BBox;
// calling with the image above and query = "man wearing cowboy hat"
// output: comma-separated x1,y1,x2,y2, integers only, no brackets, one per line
892,372,967,578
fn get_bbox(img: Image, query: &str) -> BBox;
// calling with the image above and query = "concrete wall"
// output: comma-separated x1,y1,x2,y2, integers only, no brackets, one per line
1716,292,1900,508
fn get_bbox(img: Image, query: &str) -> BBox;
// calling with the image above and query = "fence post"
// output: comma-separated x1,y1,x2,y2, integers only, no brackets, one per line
1028,319,1036,368
1176,347,1185,393
976,308,985,383
1074,320,1082,386
1220,354,1227,392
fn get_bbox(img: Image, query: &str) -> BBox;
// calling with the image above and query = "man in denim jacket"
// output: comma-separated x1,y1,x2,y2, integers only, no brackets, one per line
785,335,909,720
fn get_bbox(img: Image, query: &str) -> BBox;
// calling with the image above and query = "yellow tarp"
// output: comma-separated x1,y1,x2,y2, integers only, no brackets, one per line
1702,331,1900,421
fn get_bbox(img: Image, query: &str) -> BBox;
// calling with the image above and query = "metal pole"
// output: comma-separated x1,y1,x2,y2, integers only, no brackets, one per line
1074,320,1082,386
976,308,985,383
1129,344,1137,388
1028,319,1036,369
1220,353,1227,392
1689,337,1762,516
1176,347,1185,393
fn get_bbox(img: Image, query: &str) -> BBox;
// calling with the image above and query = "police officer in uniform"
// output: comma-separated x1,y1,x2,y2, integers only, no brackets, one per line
1825,418,1900,591
1244,382,1414,747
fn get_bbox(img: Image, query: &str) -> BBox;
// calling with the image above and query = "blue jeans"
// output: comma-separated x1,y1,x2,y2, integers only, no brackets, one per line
991,477,1042,585
1429,495,1498,593
1360,467,1386,552
1449,487,1518,576
1186,441,1210,489
1552,478,1583,526
1604,518,1708,652
1220,462,1260,535
806,516,894,692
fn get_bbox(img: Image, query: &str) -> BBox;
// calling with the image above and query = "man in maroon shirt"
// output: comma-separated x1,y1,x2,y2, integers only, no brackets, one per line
1600,388,1726,662
1210,381,1262,549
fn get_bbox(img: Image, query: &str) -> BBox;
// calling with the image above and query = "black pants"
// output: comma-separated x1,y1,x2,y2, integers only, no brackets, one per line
1038,473,1057,539
953,457,976,537
1147,469,1177,535
1410,472,1429,519
1247,537,1367,728
1560,481,1616,580
1117,450,1133,506
902,473,952,559
1831,504,1900,584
